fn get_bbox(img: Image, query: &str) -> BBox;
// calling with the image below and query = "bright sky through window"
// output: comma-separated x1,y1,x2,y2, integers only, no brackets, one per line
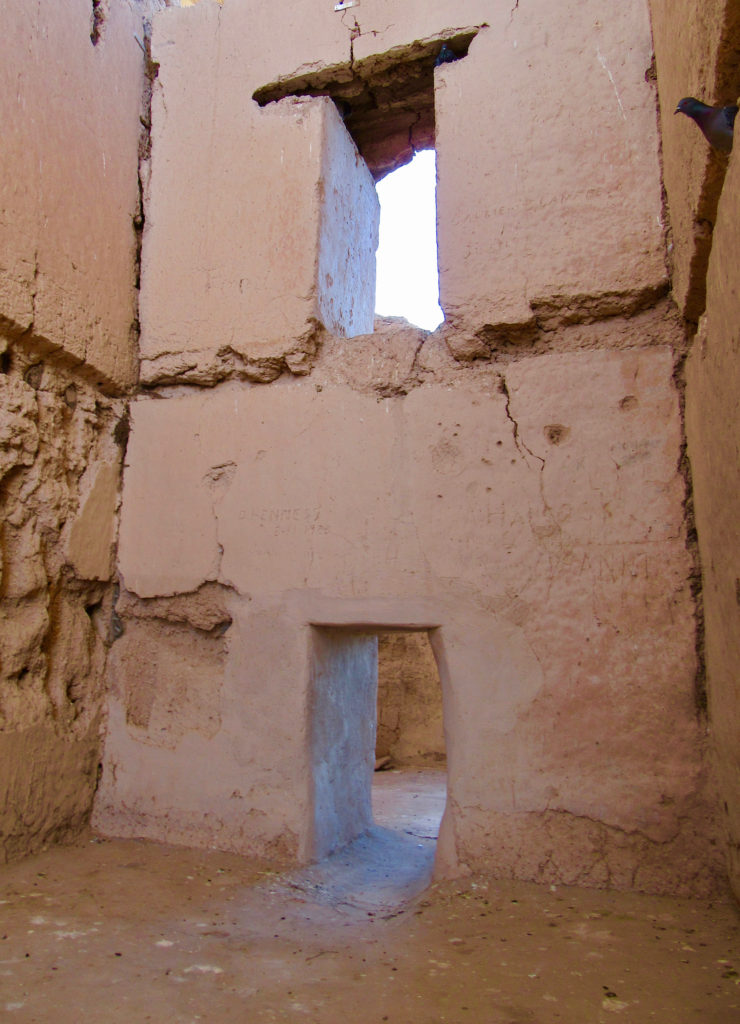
374,149,444,332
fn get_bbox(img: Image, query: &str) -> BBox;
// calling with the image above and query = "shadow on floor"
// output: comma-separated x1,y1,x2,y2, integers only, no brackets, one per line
277,767,447,914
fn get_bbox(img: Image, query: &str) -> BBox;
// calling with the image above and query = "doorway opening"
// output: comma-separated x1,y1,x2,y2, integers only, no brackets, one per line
308,626,446,903
373,630,446,840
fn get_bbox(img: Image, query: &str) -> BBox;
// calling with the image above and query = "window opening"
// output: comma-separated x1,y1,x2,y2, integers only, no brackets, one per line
253,31,480,336
374,150,443,331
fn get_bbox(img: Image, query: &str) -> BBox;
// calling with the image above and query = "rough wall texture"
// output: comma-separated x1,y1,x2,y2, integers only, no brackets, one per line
0,0,155,861
376,632,445,767
0,345,125,861
649,0,740,900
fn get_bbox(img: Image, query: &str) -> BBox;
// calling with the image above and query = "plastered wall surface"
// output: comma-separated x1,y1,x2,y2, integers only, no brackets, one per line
96,332,722,894
436,1,666,345
141,0,666,373
139,4,379,386
1,0,734,897
0,0,150,391
311,631,378,859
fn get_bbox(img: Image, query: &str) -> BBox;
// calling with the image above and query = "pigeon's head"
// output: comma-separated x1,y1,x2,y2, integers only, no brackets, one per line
675,97,705,117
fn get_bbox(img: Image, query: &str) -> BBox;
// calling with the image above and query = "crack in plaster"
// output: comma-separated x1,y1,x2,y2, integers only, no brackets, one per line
671,344,707,716
499,374,567,559
498,375,543,471
596,46,627,122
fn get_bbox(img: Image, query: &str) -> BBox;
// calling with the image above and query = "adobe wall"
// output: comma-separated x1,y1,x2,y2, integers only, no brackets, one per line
649,0,740,898
93,0,724,895
0,0,157,861
376,632,445,768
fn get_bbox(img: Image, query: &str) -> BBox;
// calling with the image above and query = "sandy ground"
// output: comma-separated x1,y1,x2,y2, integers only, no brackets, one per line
1,769,738,1023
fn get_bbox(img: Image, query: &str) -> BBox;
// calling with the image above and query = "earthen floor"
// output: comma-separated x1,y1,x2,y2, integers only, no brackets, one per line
1,769,738,1023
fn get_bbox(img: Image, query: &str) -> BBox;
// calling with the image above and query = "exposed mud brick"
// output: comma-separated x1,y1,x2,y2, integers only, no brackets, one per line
0,344,123,861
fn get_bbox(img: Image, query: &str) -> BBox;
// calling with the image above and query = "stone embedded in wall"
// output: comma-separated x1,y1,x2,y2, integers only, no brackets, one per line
67,464,119,582
0,342,125,862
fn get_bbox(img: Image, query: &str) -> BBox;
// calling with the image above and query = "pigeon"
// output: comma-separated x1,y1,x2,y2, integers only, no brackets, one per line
435,43,458,67
674,97,738,153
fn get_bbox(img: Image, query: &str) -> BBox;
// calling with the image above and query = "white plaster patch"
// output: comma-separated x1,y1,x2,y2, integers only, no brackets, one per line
183,964,224,975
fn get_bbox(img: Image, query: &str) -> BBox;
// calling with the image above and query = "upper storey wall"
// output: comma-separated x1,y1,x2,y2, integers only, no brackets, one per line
140,0,665,385
0,0,149,391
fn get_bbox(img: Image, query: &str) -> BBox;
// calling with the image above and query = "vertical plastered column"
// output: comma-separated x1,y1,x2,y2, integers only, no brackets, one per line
316,100,379,338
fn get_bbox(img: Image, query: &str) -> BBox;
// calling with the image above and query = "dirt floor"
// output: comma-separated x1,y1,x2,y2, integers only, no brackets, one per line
1,769,739,1023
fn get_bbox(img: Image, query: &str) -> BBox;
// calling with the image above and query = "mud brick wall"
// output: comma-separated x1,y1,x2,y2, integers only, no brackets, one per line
0,0,158,860
94,0,726,897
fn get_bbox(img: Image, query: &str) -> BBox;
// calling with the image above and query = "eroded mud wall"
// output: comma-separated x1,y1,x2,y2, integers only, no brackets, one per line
95,0,724,896
376,633,445,768
649,0,740,899
0,0,155,860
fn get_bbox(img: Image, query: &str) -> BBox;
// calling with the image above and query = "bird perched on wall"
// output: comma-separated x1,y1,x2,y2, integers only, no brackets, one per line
674,97,738,153
435,43,459,67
